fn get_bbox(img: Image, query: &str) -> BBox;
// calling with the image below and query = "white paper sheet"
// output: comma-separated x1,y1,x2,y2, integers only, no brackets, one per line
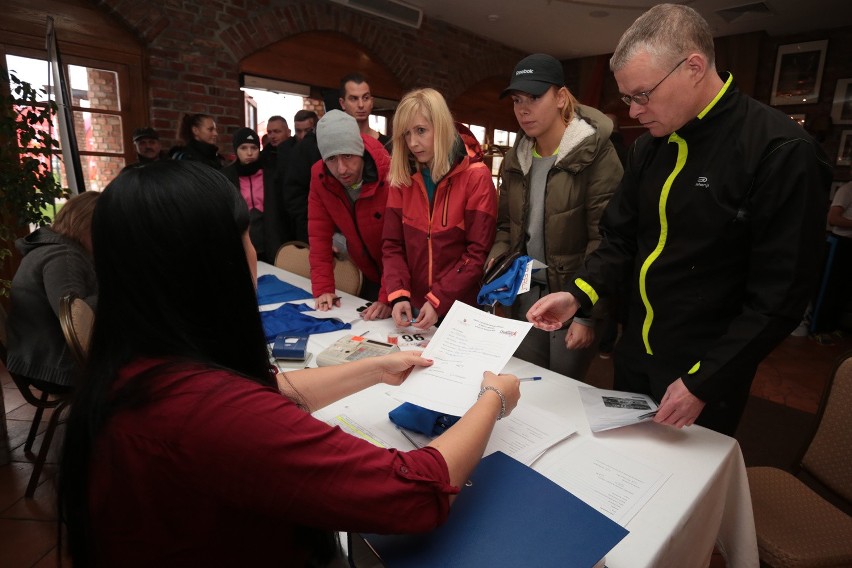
536,439,670,526
578,386,660,432
393,301,532,415
483,404,577,466
314,390,576,467
298,296,373,323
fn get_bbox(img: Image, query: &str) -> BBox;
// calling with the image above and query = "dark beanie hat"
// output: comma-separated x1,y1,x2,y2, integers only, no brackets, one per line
232,127,260,152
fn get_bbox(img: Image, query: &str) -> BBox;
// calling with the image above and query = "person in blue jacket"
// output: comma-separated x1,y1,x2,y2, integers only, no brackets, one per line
527,3,832,435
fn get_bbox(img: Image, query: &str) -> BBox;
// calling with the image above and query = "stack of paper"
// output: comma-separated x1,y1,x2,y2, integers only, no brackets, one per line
483,404,576,465
578,386,659,432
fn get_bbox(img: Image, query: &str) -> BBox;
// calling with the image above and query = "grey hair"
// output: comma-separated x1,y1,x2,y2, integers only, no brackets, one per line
610,4,716,72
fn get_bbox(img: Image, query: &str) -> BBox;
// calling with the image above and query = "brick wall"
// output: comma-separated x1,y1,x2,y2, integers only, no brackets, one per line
93,0,525,154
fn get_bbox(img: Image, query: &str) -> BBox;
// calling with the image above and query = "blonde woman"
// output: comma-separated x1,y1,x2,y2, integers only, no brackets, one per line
490,54,623,381
383,88,497,329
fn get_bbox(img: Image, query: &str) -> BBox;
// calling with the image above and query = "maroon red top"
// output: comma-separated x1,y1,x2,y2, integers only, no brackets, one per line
89,360,457,566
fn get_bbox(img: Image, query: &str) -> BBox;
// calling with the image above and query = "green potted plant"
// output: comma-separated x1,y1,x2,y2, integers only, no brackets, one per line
0,65,67,297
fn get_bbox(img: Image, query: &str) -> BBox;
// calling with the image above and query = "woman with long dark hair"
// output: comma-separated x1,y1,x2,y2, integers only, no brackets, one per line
58,160,519,567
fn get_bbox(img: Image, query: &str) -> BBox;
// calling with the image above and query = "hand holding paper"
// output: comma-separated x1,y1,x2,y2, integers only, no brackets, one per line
578,386,660,432
394,301,532,415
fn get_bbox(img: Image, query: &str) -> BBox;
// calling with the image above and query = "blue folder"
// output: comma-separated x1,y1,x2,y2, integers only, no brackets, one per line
359,451,628,568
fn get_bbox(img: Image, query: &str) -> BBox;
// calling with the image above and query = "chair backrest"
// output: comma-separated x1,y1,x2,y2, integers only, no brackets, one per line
801,352,852,503
333,257,363,297
59,293,95,366
273,241,311,280
274,241,364,297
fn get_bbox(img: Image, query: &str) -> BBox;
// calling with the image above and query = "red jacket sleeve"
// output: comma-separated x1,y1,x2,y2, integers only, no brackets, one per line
381,183,413,303
307,163,338,298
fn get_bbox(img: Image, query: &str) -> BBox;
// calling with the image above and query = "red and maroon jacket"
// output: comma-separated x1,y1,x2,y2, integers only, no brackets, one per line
382,138,497,316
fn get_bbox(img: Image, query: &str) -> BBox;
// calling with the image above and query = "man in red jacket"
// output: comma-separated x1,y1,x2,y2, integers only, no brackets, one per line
308,110,392,320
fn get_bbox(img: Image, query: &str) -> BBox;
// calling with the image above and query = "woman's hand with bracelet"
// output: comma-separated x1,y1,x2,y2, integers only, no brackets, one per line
478,371,521,419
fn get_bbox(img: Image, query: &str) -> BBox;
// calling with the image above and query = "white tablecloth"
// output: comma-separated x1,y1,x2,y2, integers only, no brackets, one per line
258,262,759,568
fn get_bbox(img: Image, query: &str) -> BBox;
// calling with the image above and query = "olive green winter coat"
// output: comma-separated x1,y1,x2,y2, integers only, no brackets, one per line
489,104,623,309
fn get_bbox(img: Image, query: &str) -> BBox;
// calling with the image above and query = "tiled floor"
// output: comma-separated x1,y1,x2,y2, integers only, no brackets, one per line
1,333,850,567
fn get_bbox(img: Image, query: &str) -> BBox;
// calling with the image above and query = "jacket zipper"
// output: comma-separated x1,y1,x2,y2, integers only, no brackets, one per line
328,176,382,277
639,133,688,355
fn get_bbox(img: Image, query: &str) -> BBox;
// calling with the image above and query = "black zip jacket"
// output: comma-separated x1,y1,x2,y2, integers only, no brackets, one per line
566,74,832,403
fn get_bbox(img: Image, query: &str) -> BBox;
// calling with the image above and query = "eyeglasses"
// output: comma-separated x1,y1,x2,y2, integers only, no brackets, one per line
620,58,687,106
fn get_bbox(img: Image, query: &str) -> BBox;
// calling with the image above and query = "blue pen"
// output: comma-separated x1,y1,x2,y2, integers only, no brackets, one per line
519,376,542,382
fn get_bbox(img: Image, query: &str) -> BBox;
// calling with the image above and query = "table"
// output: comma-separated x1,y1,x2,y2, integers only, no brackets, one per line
258,262,759,568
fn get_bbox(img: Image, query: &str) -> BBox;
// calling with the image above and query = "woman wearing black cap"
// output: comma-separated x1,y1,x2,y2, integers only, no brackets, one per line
222,127,286,263
488,53,624,382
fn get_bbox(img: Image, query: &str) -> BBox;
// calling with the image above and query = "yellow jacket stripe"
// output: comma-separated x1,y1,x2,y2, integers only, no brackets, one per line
639,134,688,355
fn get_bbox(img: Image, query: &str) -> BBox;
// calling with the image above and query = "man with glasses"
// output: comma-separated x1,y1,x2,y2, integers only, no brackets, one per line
527,3,831,435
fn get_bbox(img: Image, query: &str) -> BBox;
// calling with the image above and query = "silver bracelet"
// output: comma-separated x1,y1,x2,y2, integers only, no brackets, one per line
478,386,506,420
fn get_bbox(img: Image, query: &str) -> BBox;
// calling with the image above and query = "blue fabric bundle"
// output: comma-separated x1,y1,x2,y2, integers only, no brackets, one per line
477,255,532,307
260,302,350,342
256,274,313,305
388,402,460,437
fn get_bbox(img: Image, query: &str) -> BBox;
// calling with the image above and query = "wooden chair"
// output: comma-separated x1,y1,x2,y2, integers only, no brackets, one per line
273,241,311,279
333,257,363,297
59,293,95,366
274,241,363,297
747,351,852,568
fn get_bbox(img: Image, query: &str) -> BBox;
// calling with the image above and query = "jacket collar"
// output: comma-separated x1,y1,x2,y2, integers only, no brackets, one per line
409,135,468,185
514,109,598,175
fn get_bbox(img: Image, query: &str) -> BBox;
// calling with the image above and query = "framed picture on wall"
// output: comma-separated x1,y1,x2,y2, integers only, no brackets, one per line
838,131,852,167
770,40,828,106
831,79,852,125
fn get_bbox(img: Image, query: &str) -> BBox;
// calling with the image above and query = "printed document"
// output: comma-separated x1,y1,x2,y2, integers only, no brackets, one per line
483,404,576,466
579,386,660,432
393,301,532,415
313,389,576,466
537,439,670,525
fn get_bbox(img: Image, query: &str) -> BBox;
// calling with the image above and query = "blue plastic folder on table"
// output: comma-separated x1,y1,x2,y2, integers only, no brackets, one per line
256,274,313,305
260,303,350,342
361,451,628,568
